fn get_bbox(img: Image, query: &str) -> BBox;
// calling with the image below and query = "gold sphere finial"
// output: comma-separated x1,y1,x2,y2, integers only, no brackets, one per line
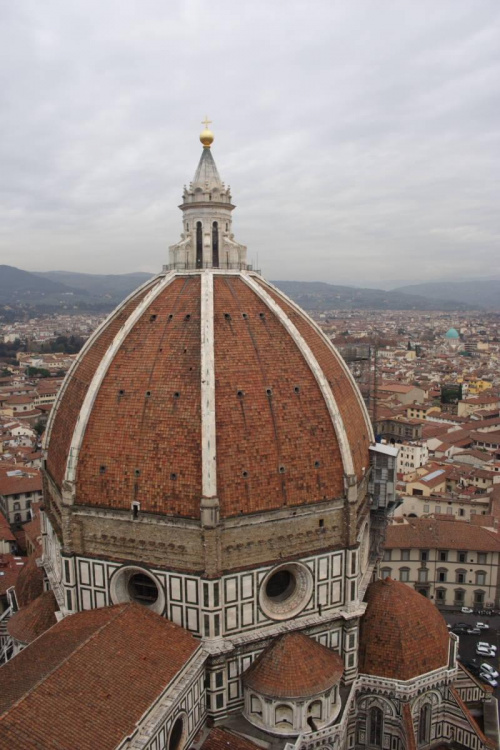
200,115,214,148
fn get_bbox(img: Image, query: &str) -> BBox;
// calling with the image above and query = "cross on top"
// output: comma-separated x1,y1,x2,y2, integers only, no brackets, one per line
201,116,212,129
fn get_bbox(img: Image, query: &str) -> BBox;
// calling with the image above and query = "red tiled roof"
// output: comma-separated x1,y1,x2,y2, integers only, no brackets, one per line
0,513,15,542
201,727,262,750
243,632,344,698
384,517,500,552
8,590,58,644
359,578,449,680
0,603,200,750
0,466,41,497
14,554,44,608
0,554,26,596
47,275,370,518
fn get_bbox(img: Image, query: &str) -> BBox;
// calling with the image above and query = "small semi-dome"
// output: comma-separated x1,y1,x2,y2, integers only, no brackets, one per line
359,577,450,680
244,631,344,698
445,327,459,339
243,632,344,736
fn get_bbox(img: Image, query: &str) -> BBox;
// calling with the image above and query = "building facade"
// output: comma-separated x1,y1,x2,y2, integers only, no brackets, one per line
382,517,500,609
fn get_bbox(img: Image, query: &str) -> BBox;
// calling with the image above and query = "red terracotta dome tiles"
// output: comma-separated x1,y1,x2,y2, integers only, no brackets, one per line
214,276,344,517
255,279,371,482
359,577,450,680
243,631,344,698
46,281,156,487
75,276,202,517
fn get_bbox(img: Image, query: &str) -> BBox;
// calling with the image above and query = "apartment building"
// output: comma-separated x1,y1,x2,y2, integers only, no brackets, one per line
381,517,500,609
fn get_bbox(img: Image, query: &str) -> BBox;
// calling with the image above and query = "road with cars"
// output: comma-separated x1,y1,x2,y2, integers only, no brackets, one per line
442,610,500,698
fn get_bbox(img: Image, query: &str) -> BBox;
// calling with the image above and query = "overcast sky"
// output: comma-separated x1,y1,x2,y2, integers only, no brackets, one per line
0,1,499,288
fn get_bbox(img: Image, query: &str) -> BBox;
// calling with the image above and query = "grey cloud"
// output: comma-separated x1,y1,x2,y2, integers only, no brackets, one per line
0,0,499,285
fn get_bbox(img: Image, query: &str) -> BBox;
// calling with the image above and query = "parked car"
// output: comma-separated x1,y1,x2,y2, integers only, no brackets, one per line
476,645,496,657
467,628,481,635
480,664,499,678
476,622,490,630
461,607,474,614
478,642,497,651
479,672,498,687
455,622,470,629
462,661,481,676
451,626,468,635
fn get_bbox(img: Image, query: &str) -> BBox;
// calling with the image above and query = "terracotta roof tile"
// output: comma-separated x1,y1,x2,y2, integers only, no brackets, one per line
0,603,200,750
14,554,44,608
243,632,344,698
359,578,449,680
201,727,262,750
384,517,500,552
0,554,27,597
7,590,58,644
47,273,370,518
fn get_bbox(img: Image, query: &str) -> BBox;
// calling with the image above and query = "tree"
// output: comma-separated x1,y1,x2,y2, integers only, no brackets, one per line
26,366,51,378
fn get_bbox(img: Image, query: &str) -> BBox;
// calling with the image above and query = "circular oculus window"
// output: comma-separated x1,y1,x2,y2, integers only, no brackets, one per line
259,562,313,620
110,566,165,615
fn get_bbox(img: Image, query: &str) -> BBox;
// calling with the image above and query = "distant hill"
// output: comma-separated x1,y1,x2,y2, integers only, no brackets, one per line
0,265,85,303
393,280,500,310
0,265,481,312
35,270,153,301
272,280,475,311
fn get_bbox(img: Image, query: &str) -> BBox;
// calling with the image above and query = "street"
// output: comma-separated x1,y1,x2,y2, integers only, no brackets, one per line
443,610,500,700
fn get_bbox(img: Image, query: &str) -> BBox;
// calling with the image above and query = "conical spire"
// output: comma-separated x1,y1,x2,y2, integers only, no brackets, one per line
192,148,223,190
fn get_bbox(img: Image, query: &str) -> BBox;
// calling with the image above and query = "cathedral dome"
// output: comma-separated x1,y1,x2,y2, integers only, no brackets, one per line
45,273,372,520
359,577,450,680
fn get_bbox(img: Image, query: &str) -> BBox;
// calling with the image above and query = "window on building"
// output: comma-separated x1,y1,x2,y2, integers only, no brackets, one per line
401,550,410,561
251,695,263,716
438,551,448,562
424,504,429,513
456,569,466,584
420,550,428,562
458,551,467,563
436,588,446,603
446,507,453,514
14,513,21,523
308,700,322,721
476,571,486,586
418,568,428,583
435,505,441,514
381,568,392,579
13,502,20,511
369,706,383,748
382,550,392,561
275,704,293,727
418,704,431,745
459,508,465,517
478,553,487,564
413,488,423,496
454,589,465,604
400,568,410,582
470,509,476,516
474,590,485,605
437,568,447,583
